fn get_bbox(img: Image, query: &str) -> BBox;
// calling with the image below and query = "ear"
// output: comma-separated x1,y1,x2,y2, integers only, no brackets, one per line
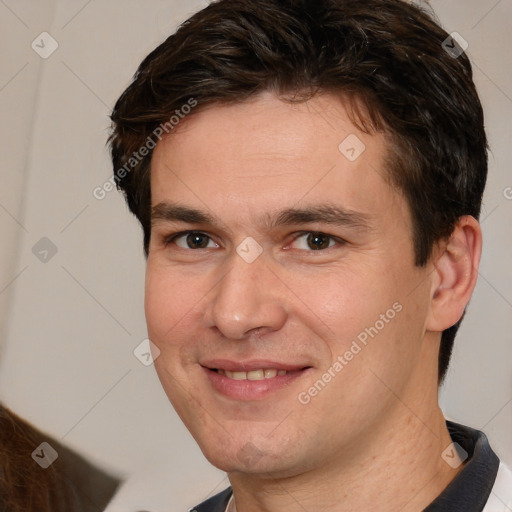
426,215,482,332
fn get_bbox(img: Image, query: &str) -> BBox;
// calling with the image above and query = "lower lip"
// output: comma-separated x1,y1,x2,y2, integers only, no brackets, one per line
203,367,309,401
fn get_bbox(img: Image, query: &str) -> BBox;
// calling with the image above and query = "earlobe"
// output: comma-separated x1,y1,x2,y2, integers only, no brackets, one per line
426,216,482,332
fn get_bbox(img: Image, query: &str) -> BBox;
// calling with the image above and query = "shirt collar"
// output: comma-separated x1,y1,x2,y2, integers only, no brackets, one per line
424,421,499,511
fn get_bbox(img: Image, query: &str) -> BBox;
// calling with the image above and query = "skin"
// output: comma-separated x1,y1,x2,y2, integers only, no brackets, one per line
145,92,482,511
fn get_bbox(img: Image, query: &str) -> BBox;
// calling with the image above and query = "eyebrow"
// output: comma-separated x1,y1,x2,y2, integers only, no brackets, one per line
151,202,373,232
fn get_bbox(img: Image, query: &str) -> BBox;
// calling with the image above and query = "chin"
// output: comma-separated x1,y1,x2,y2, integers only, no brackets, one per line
198,435,308,478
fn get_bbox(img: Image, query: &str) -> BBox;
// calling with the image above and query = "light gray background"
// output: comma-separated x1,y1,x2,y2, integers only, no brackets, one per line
0,1,510,511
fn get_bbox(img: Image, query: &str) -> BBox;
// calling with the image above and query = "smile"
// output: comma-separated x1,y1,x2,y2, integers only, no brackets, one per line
216,369,287,380
202,361,312,400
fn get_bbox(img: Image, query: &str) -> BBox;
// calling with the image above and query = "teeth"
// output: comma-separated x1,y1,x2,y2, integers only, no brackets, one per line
220,369,287,380
248,370,264,380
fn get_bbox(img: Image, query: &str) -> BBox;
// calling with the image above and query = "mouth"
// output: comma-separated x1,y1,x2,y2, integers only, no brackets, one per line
201,360,312,400
214,368,288,380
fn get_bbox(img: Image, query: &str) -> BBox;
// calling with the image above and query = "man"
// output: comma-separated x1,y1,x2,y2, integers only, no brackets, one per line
108,0,512,510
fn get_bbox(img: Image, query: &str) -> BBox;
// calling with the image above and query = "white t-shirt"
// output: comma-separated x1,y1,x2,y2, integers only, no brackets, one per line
482,463,512,511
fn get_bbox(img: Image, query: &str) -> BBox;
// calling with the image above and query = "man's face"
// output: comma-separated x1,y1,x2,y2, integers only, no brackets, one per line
146,92,437,476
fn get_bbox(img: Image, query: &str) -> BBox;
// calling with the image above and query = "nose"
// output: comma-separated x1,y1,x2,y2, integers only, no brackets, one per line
204,252,287,340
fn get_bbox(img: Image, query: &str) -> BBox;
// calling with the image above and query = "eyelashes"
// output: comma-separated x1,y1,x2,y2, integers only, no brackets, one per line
164,230,346,252
166,231,219,249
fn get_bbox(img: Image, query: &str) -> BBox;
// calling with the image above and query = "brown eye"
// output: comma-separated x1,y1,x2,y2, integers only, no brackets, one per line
306,233,332,250
185,232,211,249
170,232,217,249
288,232,340,251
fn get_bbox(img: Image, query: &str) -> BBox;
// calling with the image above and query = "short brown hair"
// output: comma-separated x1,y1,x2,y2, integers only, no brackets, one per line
109,0,487,382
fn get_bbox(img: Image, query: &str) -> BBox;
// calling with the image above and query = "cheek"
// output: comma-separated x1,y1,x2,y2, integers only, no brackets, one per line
144,265,204,399
303,265,424,371
283,265,394,345
144,262,201,343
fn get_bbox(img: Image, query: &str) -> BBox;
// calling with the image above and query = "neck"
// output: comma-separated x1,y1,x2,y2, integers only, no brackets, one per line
228,347,461,511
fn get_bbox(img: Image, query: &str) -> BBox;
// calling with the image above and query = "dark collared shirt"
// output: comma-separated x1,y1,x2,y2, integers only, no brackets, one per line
191,422,500,512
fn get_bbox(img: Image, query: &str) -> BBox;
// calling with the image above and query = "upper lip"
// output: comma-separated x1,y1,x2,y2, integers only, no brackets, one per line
201,359,311,372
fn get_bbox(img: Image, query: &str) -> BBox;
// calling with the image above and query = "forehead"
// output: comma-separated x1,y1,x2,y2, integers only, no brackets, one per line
149,92,404,226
